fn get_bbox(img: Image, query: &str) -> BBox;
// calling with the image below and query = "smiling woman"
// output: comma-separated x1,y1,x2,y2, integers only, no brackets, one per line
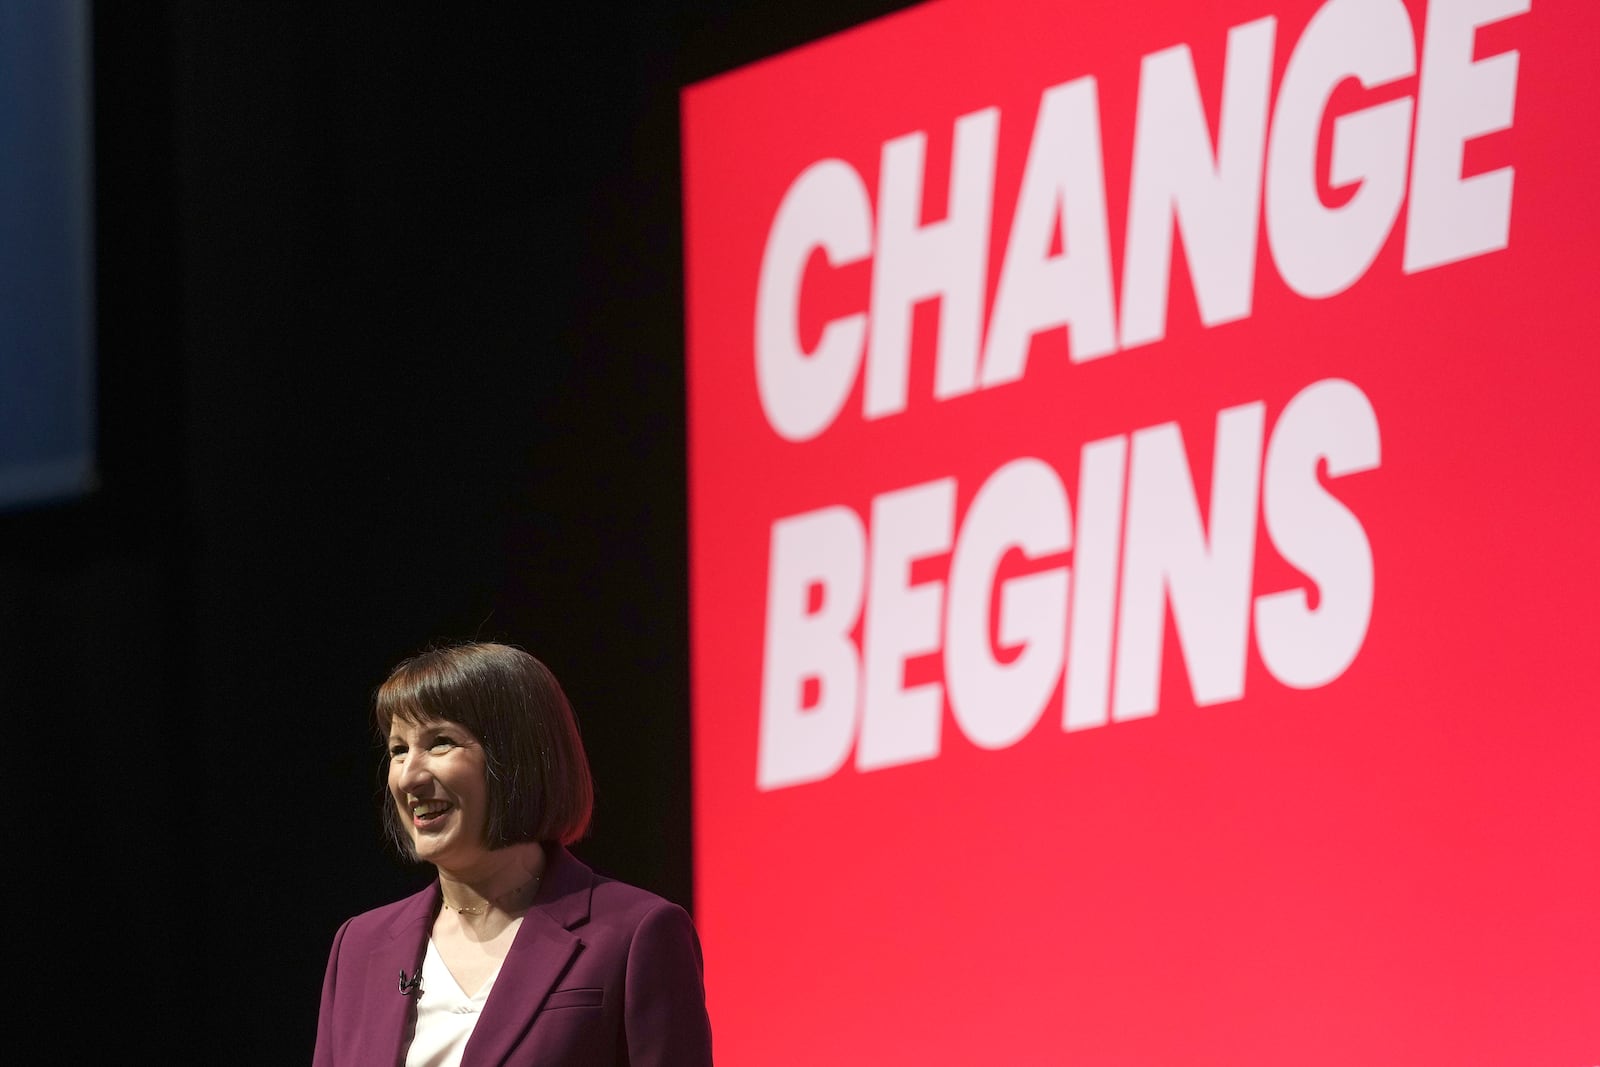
313,643,714,1067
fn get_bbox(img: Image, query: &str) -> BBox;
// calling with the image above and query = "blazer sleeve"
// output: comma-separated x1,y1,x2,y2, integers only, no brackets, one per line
623,902,714,1066
312,917,354,1067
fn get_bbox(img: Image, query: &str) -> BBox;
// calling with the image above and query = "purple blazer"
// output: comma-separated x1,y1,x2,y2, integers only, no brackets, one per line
313,846,713,1066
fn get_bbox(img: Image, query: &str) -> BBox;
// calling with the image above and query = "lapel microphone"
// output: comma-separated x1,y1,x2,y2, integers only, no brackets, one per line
398,968,423,996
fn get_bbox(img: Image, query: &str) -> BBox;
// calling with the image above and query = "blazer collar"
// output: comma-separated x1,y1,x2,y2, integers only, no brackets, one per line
461,844,595,1067
529,842,596,930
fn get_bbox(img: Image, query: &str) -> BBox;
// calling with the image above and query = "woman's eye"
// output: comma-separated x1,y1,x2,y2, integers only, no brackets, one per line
429,738,455,753
389,745,407,758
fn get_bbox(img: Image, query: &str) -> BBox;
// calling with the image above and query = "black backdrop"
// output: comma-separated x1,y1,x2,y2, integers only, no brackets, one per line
1,2,916,1060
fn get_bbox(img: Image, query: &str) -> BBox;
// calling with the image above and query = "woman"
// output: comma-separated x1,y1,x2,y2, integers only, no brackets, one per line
314,642,714,1066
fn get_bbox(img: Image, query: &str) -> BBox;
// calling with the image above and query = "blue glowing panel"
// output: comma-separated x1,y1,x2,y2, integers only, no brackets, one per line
0,0,93,509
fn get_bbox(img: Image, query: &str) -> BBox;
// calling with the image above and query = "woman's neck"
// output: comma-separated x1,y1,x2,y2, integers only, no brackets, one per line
435,840,546,917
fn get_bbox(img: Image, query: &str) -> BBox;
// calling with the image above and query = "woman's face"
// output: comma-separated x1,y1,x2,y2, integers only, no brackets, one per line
386,717,491,873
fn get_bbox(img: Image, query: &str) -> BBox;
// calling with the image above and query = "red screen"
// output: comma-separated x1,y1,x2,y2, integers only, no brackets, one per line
684,1,1598,1061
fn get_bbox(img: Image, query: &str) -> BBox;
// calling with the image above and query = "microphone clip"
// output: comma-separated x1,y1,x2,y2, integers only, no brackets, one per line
398,968,423,996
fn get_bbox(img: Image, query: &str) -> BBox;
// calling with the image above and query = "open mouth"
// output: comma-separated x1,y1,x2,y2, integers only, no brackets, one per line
411,800,454,826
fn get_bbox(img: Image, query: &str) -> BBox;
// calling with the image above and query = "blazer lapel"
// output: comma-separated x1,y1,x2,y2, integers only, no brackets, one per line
462,846,595,1067
368,884,436,1067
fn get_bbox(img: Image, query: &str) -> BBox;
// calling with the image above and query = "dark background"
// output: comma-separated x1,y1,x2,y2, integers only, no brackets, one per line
3,2,915,1060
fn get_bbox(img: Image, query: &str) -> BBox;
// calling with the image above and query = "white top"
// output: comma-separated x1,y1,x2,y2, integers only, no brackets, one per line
403,938,506,1067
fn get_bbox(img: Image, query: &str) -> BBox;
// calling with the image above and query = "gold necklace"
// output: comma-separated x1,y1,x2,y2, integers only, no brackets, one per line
440,872,542,916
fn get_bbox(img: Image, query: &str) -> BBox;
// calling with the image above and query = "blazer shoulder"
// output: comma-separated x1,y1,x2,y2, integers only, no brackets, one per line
542,845,692,934
335,884,435,946
587,873,692,928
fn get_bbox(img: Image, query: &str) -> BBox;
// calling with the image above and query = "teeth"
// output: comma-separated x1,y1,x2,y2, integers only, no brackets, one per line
412,802,451,817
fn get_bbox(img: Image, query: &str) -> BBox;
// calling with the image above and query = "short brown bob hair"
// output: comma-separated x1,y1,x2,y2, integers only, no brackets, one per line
374,642,593,855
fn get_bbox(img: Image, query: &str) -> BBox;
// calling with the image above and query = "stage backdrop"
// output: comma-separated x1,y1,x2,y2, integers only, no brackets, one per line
683,1,1597,1062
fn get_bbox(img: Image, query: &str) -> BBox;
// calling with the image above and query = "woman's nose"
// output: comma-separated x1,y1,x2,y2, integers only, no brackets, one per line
395,752,433,793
